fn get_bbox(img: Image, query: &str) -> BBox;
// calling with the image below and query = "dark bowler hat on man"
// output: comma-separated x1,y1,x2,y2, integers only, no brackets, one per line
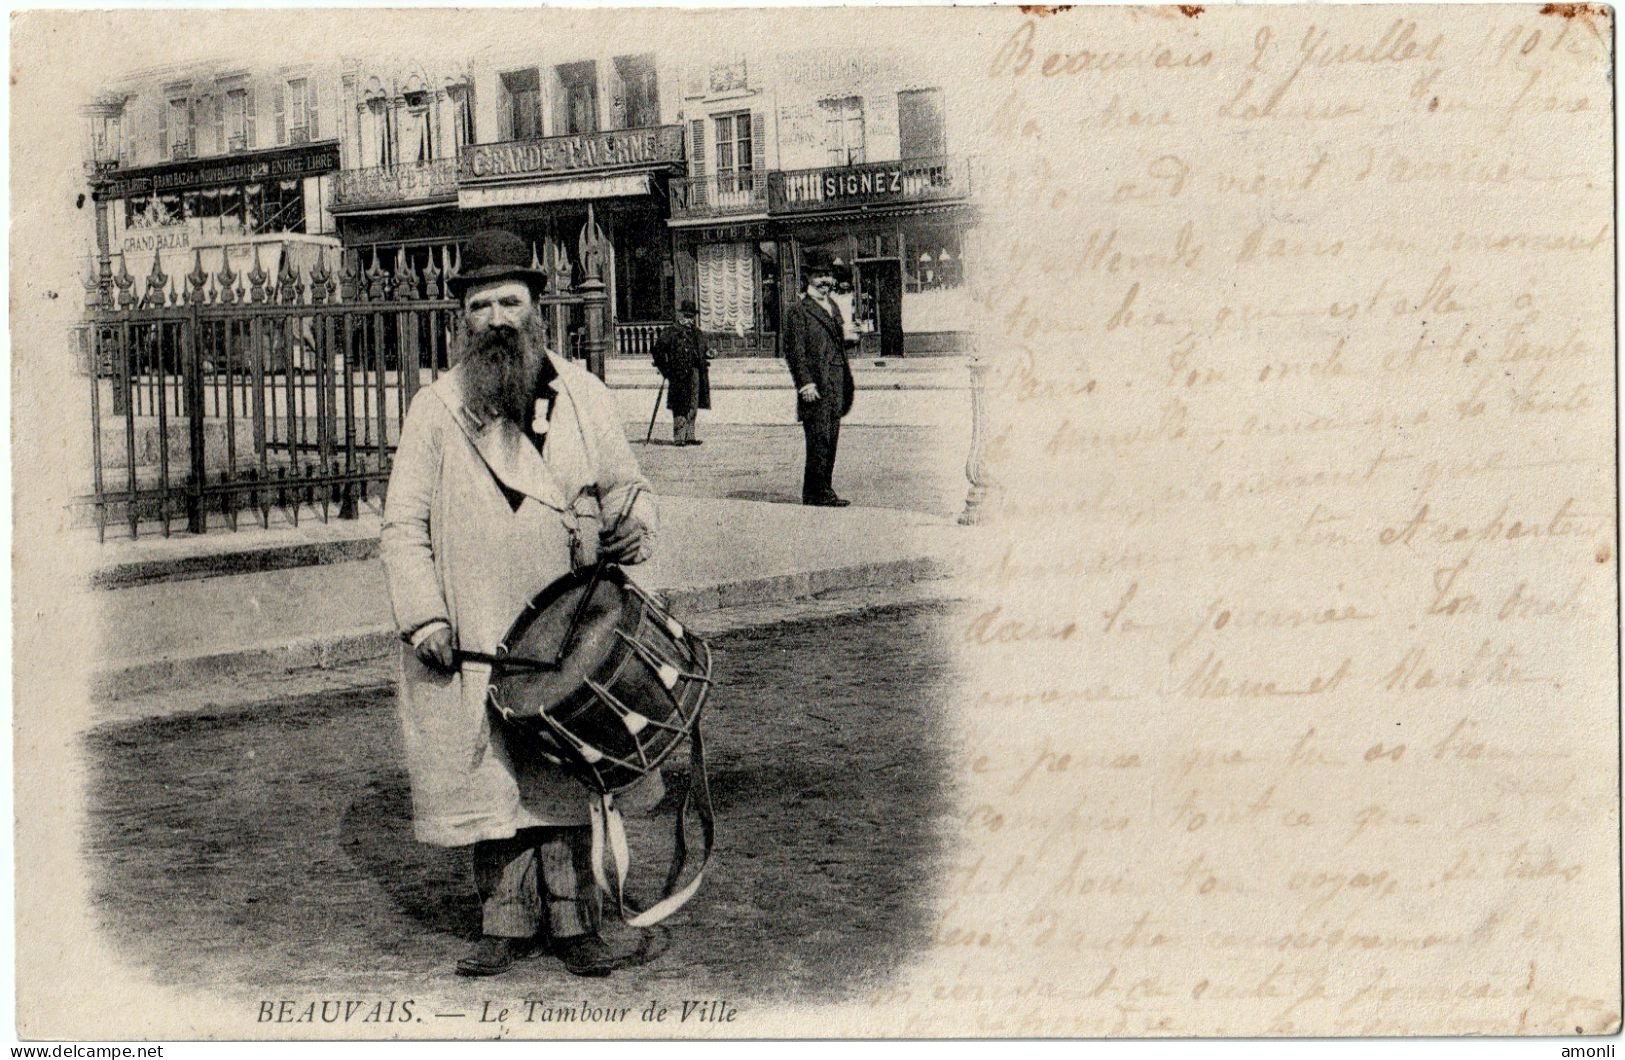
800,251,838,283
449,229,551,300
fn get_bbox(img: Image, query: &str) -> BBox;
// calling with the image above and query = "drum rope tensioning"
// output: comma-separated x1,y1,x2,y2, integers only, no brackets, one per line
457,515,716,928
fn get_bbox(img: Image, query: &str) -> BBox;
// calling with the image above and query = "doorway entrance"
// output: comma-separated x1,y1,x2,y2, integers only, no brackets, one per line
856,257,903,359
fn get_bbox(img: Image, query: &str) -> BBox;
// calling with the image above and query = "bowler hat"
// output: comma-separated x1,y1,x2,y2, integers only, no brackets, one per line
449,229,549,300
679,299,699,315
801,250,838,279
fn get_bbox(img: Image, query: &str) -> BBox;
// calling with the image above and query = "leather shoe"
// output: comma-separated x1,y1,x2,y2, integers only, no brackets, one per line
554,934,618,977
685,439,704,446
805,495,851,508
455,934,540,977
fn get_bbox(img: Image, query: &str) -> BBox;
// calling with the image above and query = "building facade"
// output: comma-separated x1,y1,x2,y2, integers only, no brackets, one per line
84,61,345,293
86,47,973,357
669,49,974,357
330,50,685,330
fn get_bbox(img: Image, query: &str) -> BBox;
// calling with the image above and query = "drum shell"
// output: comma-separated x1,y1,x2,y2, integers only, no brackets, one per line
489,568,710,794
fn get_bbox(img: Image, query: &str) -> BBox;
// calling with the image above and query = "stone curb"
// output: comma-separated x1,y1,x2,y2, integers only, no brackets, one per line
91,538,382,590
92,555,952,701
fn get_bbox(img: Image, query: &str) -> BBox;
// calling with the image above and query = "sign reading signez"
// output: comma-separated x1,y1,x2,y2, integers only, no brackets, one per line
820,164,910,201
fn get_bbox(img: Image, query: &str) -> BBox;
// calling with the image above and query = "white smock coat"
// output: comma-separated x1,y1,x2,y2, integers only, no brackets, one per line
380,352,661,847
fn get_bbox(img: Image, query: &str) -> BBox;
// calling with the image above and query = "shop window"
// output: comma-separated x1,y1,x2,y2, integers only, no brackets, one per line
898,87,946,160
820,96,865,167
906,229,962,292
500,68,541,140
697,242,756,334
614,55,659,129
714,112,753,194
557,61,599,135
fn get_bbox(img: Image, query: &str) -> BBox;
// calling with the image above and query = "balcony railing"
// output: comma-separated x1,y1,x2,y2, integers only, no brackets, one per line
170,141,196,161
669,171,768,220
289,126,312,145
332,158,461,210
228,134,249,153
770,155,971,214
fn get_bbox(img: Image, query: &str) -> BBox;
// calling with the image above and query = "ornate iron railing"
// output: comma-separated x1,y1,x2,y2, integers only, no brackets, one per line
669,171,768,220
80,211,617,540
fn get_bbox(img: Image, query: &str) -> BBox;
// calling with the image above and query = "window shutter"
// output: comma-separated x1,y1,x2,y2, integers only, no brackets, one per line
214,96,225,152
274,83,286,144
688,118,705,178
308,84,320,139
245,85,257,147
158,97,168,156
751,110,765,173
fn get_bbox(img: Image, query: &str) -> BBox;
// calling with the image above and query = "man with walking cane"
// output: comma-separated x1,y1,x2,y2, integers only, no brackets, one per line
650,300,711,446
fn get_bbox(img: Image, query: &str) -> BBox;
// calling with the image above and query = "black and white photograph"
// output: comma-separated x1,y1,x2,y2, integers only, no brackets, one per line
9,3,1620,1046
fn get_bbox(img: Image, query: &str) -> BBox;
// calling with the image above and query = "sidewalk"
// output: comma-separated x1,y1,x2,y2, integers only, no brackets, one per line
92,494,967,702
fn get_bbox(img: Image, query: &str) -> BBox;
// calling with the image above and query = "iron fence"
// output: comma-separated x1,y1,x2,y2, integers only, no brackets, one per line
82,240,607,540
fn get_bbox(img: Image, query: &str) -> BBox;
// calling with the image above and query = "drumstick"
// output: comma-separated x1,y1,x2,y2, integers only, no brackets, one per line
453,649,560,673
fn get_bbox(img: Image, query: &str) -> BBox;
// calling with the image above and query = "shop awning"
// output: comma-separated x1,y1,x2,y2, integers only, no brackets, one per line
459,173,652,210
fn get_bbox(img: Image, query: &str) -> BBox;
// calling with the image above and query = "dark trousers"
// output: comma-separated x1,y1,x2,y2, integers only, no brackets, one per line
472,826,599,940
801,411,842,503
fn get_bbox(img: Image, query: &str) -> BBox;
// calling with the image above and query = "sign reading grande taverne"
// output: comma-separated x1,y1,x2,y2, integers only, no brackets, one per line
95,142,341,200
462,126,683,182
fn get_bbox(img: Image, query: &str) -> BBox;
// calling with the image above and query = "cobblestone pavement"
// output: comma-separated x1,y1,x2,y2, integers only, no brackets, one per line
626,422,970,518
82,602,957,1006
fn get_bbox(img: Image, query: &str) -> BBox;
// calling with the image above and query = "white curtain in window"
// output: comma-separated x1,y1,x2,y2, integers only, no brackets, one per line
410,104,433,162
697,242,756,335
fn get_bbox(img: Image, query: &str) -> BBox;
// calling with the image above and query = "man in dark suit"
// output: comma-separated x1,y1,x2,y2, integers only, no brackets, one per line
651,300,711,445
782,255,856,507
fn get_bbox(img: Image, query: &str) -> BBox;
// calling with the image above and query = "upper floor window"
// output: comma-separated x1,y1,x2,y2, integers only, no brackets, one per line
404,89,434,162
820,96,864,166
614,54,659,129
166,96,194,156
447,83,476,152
714,111,752,189
366,97,396,167
92,111,123,163
500,68,541,140
287,78,311,141
557,61,598,135
898,87,945,159
225,88,251,150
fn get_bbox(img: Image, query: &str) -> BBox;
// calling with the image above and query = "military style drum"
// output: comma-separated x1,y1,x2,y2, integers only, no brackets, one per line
464,562,714,927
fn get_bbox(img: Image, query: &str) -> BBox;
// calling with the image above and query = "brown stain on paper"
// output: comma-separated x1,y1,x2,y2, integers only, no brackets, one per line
1539,3,1607,17
1177,5,1204,16
1019,5,1073,16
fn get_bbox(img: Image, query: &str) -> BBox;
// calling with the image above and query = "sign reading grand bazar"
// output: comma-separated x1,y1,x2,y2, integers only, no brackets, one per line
461,126,684,181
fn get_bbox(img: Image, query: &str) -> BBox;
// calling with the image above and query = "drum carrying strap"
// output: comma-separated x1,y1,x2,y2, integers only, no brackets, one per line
587,725,715,928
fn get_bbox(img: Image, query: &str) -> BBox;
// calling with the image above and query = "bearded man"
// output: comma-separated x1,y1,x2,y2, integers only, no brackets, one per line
380,229,659,979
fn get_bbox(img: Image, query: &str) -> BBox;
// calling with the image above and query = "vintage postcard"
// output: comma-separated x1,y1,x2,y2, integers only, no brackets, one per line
9,4,1619,1041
